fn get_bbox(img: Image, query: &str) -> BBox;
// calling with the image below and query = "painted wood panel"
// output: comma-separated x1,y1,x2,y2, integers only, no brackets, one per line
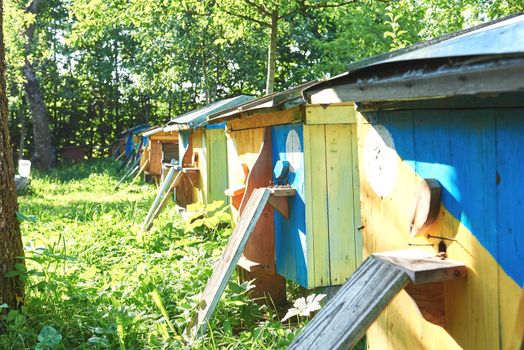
495,111,524,345
149,141,163,176
303,124,330,288
205,128,228,204
358,108,524,350
192,128,205,204
325,124,358,285
226,128,265,222
305,104,356,125
272,124,307,287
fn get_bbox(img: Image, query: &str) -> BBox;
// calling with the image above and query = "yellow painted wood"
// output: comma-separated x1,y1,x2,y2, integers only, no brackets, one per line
225,127,265,222
303,124,330,288
205,128,228,204
192,129,204,204
325,124,357,285
140,147,150,172
226,107,303,131
150,131,178,142
305,104,356,125
355,117,521,349
350,123,363,266
149,141,163,176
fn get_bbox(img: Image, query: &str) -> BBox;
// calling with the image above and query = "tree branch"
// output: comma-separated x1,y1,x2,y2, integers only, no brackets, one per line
279,0,356,19
222,8,271,27
243,0,271,17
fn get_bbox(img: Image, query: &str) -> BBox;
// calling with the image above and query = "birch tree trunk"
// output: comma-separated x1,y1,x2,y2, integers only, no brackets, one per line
0,0,25,310
24,0,56,169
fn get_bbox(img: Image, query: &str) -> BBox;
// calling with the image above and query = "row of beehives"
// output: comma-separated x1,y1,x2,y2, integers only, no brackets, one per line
114,15,524,350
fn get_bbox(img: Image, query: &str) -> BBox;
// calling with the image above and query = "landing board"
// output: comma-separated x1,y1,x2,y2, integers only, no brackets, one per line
189,187,271,338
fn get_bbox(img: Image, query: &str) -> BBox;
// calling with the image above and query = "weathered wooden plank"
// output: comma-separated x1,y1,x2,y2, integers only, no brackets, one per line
189,188,271,338
372,250,467,284
269,187,296,196
305,104,356,125
288,256,410,350
326,124,357,285
303,124,330,288
146,171,183,230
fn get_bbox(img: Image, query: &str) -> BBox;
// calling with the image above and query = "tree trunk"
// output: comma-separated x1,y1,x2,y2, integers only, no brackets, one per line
265,10,278,95
24,0,56,169
0,0,25,310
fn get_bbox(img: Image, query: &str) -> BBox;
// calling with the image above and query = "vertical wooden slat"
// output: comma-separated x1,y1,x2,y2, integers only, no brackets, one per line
304,124,330,288
350,123,363,266
325,124,357,284
149,141,162,176
205,128,228,204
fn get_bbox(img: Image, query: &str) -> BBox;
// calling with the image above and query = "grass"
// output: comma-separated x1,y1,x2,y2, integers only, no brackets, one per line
0,159,306,349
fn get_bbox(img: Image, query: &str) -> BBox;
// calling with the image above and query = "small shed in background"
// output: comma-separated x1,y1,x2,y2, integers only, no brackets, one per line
303,14,524,350
208,82,362,302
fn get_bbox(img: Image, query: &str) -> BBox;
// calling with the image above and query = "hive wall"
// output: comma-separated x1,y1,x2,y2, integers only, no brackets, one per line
358,108,523,349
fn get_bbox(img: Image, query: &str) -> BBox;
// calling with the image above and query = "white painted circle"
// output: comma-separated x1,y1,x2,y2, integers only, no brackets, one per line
363,124,398,197
285,129,302,172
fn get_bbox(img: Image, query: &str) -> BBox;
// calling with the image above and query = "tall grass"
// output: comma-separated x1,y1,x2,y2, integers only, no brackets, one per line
0,160,305,349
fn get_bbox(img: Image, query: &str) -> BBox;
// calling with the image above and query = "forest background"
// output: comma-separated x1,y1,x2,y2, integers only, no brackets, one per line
5,0,522,168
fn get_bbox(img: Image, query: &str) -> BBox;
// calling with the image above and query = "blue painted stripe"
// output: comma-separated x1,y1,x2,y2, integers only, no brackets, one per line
272,124,308,287
206,122,226,129
369,109,524,286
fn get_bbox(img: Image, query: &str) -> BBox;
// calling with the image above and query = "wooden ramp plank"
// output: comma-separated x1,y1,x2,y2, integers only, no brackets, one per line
288,257,410,350
288,250,467,350
189,187,271,338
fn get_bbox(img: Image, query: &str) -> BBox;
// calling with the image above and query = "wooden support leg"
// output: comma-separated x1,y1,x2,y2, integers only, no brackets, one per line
130,159,149,186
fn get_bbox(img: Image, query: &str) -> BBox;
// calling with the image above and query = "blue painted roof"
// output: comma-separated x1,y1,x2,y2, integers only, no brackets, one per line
167,95,255,129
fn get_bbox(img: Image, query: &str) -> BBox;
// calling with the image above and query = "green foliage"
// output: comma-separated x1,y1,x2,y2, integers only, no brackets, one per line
0,160,309,349
5,0,520,160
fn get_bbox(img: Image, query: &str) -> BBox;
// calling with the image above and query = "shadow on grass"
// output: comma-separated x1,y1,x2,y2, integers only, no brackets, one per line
31,158,124,183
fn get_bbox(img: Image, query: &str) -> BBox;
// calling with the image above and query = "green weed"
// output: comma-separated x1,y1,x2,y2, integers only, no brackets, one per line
0,160,309,349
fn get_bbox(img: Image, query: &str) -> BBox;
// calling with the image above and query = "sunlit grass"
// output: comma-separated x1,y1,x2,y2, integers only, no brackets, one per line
0,159,308,349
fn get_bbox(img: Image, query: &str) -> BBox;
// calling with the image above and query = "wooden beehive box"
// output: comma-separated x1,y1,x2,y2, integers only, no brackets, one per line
302,15,524,349
162,95,254,207
213,97,362,289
